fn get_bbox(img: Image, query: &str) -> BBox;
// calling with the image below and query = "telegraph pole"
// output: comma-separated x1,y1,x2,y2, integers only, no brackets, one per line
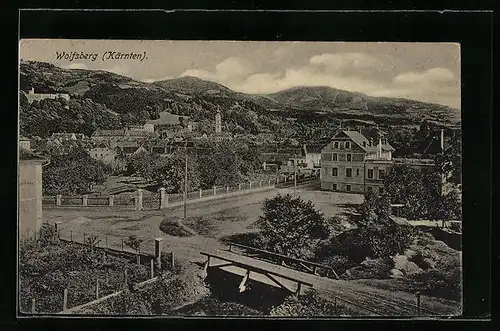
183,140,188,219
293,153,297,195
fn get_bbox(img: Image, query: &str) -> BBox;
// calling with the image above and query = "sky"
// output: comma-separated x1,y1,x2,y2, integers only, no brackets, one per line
19,39,461,109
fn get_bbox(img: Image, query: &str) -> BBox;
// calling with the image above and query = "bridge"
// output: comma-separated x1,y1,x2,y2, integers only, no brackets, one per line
200,243,461,317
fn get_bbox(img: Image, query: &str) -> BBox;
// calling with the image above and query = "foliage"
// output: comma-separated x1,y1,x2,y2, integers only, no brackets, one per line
42,147,112,195
159,218,196,237
124,235,143,253
270,289,353,316
19,96,122,138
407,252,462,302
384,164,461,221
255,194,330,259
19,242,150,314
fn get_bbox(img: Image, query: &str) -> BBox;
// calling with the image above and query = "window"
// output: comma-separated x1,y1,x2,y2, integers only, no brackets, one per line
379,187,384,194
345,141,351,149
379,169,386,179
332,183,337,191
356,169,360,176
339,141,344,149
346,153,352,162
367,169,374,179
332,167,338,176
346,184,351,192
322,153,332,162
332,153,338,161
334,141,339,148
346,168,352,177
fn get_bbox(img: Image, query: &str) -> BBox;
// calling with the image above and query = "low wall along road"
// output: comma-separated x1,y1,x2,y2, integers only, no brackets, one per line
42,179,277,211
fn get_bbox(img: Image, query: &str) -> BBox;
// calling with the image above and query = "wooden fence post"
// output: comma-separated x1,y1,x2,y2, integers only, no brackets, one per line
70,230,73,243
121,238,124,252
31,298,36,314
416,292,421,316
150,259,154,279
96,279,100,300
238,183,242,191
63,288,68,311
213,186,217,196
171,251,175,269
83,233,86,246
199,189,203,198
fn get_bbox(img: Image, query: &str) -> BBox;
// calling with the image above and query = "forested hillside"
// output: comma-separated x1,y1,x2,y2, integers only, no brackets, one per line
19,60,460,140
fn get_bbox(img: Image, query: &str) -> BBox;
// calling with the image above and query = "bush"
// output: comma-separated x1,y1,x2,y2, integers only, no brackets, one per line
159,218,196,237
270,289,354,316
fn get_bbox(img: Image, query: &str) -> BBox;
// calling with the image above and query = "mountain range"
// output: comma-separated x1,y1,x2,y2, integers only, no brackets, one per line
19,60,460,139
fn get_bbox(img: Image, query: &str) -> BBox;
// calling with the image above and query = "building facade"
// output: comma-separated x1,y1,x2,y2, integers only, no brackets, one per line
25,87,70,104
320,130,395,194
18,146,47,239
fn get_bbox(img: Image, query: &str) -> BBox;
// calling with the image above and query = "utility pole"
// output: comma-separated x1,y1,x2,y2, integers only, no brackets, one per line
293,153,297,195
183,140,188,219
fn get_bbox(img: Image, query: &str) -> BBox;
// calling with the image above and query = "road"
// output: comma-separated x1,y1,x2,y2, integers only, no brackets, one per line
202,249,460,317
45,186,460,317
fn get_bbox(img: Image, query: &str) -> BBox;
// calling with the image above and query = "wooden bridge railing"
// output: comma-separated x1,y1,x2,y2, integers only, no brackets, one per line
226,242,339,279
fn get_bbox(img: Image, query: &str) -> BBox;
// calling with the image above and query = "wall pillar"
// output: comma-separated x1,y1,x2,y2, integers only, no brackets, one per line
82,195,88,206
226,186,229,194
259,180,262,187
249,182,252,189
159,188,166,209
199,189,203,198
136,189,143,211
238,184,242,191
213,186,217,196
56,195,62,206
109,195,114,207
154,237,164,270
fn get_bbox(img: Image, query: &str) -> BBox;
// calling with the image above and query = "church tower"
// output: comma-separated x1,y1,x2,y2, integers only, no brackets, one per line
215,106,222,134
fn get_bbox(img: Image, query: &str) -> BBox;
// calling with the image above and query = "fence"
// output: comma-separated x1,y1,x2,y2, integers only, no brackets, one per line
22,224,176,315
43,178,277,211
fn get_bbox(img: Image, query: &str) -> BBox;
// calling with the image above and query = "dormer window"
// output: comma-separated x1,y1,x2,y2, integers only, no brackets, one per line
345,141,351,149
334,141,339,149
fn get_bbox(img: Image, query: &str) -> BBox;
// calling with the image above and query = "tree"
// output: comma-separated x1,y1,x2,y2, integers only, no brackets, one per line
124,235,144,264
43,147,112,195
255,194,330,259
383,164,440,220
153,150,200,194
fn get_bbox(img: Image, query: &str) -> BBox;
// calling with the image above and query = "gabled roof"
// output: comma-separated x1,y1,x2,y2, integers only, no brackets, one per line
92,129,127,136
332,130,395,152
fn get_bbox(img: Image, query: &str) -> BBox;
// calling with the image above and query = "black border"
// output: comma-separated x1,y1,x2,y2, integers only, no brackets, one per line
3,7,494,331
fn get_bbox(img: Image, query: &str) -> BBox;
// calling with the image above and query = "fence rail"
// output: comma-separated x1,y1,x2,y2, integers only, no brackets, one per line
43,179,277,210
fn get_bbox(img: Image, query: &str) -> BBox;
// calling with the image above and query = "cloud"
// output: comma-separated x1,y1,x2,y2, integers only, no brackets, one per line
61,62,88,70
309,52,384,72
181,56,253,82
393,67,456,85
179,54,459,109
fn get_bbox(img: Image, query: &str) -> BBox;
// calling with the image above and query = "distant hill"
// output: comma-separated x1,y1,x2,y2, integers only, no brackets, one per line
154,76,236,97
19,60,460,140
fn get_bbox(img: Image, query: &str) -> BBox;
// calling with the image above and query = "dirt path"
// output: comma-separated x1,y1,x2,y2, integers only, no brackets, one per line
45,187,460,316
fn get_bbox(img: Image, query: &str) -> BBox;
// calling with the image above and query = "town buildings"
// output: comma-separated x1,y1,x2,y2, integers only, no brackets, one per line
25,87,70,104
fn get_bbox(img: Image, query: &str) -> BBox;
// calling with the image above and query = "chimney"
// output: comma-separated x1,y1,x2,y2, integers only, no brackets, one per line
378,137,382,158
